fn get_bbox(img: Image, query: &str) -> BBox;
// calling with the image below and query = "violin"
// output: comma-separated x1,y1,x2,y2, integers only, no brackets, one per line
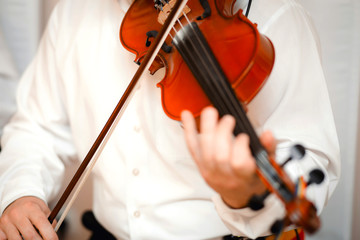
120,0,272,120
49,0,324,236
120,0,324,234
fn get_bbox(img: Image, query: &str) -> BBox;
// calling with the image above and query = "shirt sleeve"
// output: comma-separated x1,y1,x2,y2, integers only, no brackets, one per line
212,3,340,238
0,27,19,137
0,4,77,214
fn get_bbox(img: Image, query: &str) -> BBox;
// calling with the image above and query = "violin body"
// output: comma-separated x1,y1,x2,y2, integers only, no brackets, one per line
120,0,274,120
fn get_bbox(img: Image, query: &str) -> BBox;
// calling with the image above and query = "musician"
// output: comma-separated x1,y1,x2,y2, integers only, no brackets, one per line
0,0,340,239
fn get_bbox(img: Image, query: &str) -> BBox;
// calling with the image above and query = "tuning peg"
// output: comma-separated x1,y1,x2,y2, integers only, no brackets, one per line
281,144,306,167
271,219,284,235
248,190,270,211
307,169,325,186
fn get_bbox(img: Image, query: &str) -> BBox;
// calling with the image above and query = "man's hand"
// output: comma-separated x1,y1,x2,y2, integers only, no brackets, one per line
181,106,276,209
0,196,58,240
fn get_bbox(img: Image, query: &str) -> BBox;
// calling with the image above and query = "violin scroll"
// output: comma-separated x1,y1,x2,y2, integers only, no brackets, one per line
249,144,325,234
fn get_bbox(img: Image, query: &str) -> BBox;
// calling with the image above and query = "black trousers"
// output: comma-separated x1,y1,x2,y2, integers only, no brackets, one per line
82,211,116,240
82,211,245,240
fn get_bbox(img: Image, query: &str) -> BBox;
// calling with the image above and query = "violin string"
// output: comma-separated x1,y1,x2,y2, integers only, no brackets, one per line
183,11,191,26
165,9,263,152
174,25,284,200
169,10,189,40
176,19,224,109
181,15,227,91
181,14,241,117
172,25,178,34
177,17,184,29
179,13,229,112
179,13,263,151
173,30,228,116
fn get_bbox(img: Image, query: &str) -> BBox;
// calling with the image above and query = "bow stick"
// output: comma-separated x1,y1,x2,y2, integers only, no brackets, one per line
48,0,189,230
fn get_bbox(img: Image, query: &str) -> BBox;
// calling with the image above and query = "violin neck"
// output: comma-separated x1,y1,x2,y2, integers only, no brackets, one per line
173,23,295,201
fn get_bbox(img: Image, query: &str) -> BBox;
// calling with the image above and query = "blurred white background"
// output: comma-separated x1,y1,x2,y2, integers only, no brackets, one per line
0,0,359,239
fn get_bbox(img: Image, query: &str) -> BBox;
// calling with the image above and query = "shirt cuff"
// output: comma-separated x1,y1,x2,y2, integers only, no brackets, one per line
0,167,47,214
212,193,286,239
0,190,46,214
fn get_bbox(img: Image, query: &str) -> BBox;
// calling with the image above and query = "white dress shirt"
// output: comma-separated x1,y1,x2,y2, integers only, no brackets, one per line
0,0,340,239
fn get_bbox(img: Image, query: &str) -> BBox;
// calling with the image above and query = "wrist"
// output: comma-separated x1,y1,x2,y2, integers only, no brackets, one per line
221,181,267,209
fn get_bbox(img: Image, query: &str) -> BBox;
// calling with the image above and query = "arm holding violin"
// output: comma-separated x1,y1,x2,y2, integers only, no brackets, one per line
182,1,340,238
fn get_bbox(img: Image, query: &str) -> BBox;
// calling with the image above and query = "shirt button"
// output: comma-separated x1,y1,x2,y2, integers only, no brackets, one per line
132,168,140,176
134,211,141,218
133,126,141,132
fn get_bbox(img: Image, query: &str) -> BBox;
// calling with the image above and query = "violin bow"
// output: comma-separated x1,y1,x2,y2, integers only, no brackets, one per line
48,0,189,231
